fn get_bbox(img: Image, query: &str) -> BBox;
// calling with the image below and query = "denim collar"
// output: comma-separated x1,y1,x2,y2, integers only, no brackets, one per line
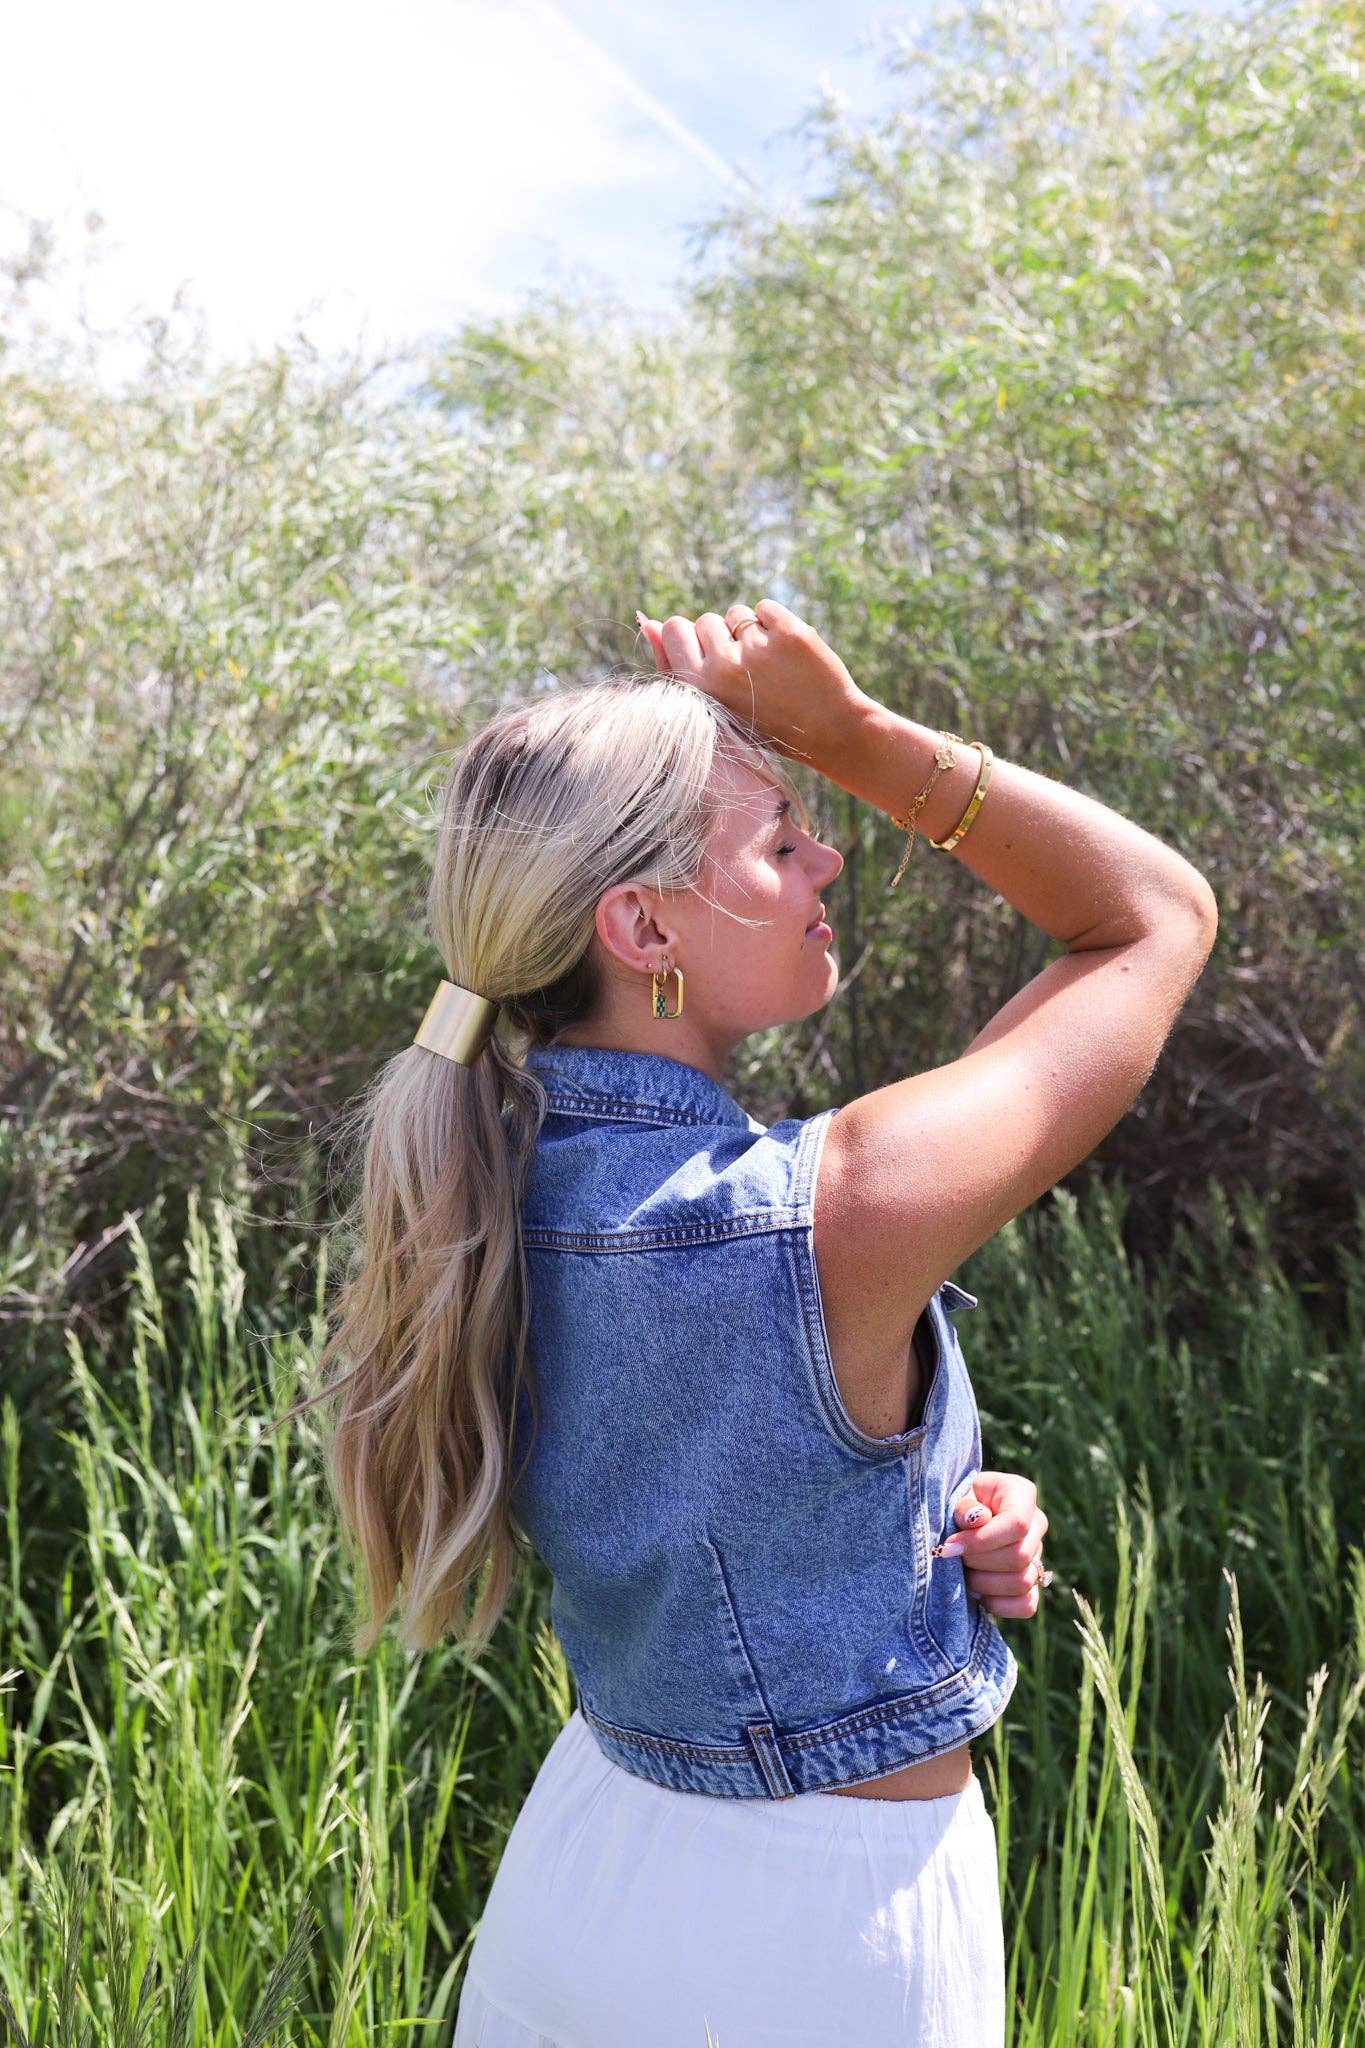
522,1041,754,1129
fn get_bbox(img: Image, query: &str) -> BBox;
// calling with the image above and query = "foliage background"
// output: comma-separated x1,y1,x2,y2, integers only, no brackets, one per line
0,0,1361,2036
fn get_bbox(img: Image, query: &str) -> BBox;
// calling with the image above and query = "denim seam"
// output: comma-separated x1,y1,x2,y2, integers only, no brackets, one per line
788,1098,833,1212
922,1471,983,1667
539,1089,714,1128
522,1212,807,1252
906,1442,961,1681
795,1174,955,1463
702,1534,779,1724
577,1607,1007,1761
923,1584,983,1672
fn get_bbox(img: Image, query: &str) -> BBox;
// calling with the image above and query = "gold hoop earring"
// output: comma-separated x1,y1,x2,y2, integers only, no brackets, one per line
650,956,684,1020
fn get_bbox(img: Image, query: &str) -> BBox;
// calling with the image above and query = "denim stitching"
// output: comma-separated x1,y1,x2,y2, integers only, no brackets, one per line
744,1720,797,1798
923,1468,984,1668
577,1608,1005,1761
795,1109,906,1460
796,1197,953,1463
906,1438,961,1680
703,1535,778,1723
539,1088,712,1127
522,1213,807,1253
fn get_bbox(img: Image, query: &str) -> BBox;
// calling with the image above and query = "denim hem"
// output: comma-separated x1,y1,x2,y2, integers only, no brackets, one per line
576,1615,1018,1800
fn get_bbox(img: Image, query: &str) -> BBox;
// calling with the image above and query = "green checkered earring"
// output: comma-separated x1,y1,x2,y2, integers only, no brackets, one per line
650,955,684,1021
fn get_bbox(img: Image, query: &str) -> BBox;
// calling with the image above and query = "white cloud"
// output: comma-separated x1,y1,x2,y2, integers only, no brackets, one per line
0,0,714,372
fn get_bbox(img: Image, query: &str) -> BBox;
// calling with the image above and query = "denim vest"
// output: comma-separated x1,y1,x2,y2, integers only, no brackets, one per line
511,1041,1018,1799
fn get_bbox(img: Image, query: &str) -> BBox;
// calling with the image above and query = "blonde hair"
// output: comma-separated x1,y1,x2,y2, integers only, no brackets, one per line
275,672,813,1658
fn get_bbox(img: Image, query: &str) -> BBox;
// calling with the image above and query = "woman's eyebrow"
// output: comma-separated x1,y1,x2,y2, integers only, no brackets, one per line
772,798,791,823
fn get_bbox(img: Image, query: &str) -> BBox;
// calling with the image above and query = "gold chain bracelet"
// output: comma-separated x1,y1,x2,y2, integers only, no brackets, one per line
888,732,995,888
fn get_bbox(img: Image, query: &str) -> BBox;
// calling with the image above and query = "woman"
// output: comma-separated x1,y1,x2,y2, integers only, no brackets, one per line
290,599,1217,2046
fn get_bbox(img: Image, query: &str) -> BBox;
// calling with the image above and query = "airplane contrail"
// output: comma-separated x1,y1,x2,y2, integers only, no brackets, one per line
519,0,762,196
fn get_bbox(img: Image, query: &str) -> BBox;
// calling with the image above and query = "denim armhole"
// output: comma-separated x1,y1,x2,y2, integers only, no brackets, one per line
770,1104,947,1463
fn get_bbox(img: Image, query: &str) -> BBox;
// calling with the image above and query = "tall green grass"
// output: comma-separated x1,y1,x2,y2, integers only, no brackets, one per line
0,1177,1360,2042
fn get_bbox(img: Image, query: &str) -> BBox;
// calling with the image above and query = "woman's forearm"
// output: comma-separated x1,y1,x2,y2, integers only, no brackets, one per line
829,704,1217,950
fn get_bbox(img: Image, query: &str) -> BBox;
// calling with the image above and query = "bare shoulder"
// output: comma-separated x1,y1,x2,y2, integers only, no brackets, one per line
814,915,1217,1335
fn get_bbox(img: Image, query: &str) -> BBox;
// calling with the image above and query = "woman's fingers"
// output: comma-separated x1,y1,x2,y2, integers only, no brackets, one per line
960,1504,1049,1576
696,611,748,665
976,1589,1045,1619
739,596,804,637
637,606,762,673
963,1502,1053,1615
659,613,705,677
971,1471,1038,1526
941,1474,1052,1619
951,1483,991,1533
935,1494,1045,1567
635,613,665,667
631,595,871,772
723,601,771,648
967,1559,1049,1595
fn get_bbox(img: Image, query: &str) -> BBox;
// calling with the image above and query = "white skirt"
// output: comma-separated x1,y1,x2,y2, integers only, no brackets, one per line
452,1707,1005,2048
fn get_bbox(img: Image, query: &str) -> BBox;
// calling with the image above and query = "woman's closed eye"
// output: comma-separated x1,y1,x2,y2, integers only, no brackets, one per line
776,842,798,857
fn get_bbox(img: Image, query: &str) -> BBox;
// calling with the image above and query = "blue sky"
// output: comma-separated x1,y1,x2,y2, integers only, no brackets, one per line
1,0,1240,383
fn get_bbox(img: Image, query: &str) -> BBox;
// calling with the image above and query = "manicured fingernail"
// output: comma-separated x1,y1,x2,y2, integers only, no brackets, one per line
963,1506,988,1526
1041,1570,1054,1588
937,1535,968,1557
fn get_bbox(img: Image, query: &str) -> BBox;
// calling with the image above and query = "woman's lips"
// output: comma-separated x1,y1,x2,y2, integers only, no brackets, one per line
805,919,833,939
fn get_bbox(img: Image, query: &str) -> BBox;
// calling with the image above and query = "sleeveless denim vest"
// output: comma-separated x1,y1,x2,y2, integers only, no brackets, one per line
510,1041,1018,1799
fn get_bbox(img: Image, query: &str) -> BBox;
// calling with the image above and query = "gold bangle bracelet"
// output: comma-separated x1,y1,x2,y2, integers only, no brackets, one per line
927,741,994,852
888,731,994,885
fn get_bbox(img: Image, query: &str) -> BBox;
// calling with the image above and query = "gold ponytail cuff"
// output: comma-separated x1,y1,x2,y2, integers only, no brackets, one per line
414,979,500,1066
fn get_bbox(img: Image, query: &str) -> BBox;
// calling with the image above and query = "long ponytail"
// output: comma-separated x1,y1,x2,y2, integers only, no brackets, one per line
274,672,811,1657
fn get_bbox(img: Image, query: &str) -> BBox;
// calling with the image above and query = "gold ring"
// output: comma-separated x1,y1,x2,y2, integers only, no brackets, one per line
730,613,764,639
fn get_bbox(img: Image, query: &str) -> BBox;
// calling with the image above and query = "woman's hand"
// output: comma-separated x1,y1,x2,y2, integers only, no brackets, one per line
932,1470,1053,1618
634,599,875,777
